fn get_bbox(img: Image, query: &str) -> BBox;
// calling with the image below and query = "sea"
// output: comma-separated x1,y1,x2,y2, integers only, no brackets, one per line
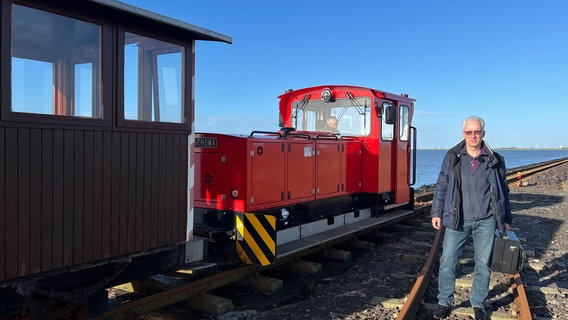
414,149,568,189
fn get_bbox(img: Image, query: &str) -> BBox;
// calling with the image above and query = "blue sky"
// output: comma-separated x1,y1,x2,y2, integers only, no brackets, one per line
121,0,568,149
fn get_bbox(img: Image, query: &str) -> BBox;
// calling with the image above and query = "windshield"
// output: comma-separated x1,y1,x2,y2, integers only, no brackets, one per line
292,96,371,136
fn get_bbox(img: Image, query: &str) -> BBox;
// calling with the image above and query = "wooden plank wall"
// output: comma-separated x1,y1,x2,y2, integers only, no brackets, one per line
0,126,188,281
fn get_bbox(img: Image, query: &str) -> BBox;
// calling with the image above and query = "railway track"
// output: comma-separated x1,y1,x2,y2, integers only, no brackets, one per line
97,157,568,319
395,210,532,320
397,157,568,320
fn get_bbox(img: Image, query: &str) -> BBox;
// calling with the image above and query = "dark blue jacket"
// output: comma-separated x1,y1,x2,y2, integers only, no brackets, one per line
431,140,512,230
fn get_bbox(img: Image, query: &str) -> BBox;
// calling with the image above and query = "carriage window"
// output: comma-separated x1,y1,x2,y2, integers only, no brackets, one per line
400,105,409,141
124,33,184,123
381,102,394,141
11,4,102,118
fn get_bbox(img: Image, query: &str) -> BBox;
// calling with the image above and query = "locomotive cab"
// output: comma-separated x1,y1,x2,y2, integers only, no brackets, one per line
281,86,415,203
195,85,416,266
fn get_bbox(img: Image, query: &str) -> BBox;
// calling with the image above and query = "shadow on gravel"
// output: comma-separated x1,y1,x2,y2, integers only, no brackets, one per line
505,193,567,318
526,251,568,318
509,192,564,210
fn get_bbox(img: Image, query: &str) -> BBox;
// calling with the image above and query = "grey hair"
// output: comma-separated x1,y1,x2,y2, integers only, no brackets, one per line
462,116,485,131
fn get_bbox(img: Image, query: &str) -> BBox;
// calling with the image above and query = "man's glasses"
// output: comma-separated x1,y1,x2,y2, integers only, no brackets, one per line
464,130,483,136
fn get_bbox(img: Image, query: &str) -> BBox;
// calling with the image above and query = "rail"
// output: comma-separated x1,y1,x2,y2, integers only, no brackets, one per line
100,265,259,319
394,158,568,320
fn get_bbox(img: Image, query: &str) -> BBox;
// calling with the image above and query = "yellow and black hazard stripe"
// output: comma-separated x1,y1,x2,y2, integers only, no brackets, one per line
235,212,276,266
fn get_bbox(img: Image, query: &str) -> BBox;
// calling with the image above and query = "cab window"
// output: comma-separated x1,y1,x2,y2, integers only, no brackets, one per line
332,105,371,136
399,105,409,141
292,96,371,136
381,102,394,140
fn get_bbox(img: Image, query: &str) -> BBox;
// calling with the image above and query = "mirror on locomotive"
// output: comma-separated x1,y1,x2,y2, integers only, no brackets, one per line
384,105,396,125
381,102,394,141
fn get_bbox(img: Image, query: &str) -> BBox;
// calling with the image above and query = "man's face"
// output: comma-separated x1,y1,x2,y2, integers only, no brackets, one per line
328,118,337,128
462,120,485,149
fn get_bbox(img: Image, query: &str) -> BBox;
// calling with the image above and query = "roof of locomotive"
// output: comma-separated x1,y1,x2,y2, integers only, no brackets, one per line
87,0,232,43
278,85,415,103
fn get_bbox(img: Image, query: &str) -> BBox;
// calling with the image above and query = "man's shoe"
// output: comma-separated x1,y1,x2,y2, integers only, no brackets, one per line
433,304,450,319
474,307,487,320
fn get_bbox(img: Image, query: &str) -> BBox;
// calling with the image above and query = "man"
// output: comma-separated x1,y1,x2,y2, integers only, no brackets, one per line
323,116,339,134
431,116,512,320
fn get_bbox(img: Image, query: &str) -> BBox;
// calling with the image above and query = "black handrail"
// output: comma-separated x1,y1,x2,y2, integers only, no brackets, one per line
249,131,282,138
280,127,296,136
288,133,311,140
410,126,417,186
315,134,339,140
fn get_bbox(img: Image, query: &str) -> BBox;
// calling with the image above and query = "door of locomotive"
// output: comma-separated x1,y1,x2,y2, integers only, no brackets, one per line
394,104,411,204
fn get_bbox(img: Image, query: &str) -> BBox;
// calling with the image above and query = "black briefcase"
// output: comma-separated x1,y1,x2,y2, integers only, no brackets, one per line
490,230,524,274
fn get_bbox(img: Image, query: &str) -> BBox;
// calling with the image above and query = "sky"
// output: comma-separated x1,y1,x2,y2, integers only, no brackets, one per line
121,0,568,149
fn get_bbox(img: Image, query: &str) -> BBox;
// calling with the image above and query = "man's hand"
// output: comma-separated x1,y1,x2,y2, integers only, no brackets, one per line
432,217,442,230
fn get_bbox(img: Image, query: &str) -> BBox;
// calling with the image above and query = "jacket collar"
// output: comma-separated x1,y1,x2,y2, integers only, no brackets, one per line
449,139,499,167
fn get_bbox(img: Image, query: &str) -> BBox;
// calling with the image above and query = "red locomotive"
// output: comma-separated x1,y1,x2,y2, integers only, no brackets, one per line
195,85,416,266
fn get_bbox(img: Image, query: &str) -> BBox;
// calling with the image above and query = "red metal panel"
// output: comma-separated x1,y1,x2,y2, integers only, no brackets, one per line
361,139,379,193
378,140,393,193
395,135,410,204
195,133,248,212
316,140,341,197
250,141,286,208
195,152,226,209
286,141,315,201
344,141,362,193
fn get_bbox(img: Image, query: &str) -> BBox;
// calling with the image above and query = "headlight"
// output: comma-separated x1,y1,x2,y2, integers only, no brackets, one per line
281,208,290,220
321,88,334,102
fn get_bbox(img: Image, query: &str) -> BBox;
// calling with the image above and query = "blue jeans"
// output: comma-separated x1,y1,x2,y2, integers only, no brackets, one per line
437,217,496,308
